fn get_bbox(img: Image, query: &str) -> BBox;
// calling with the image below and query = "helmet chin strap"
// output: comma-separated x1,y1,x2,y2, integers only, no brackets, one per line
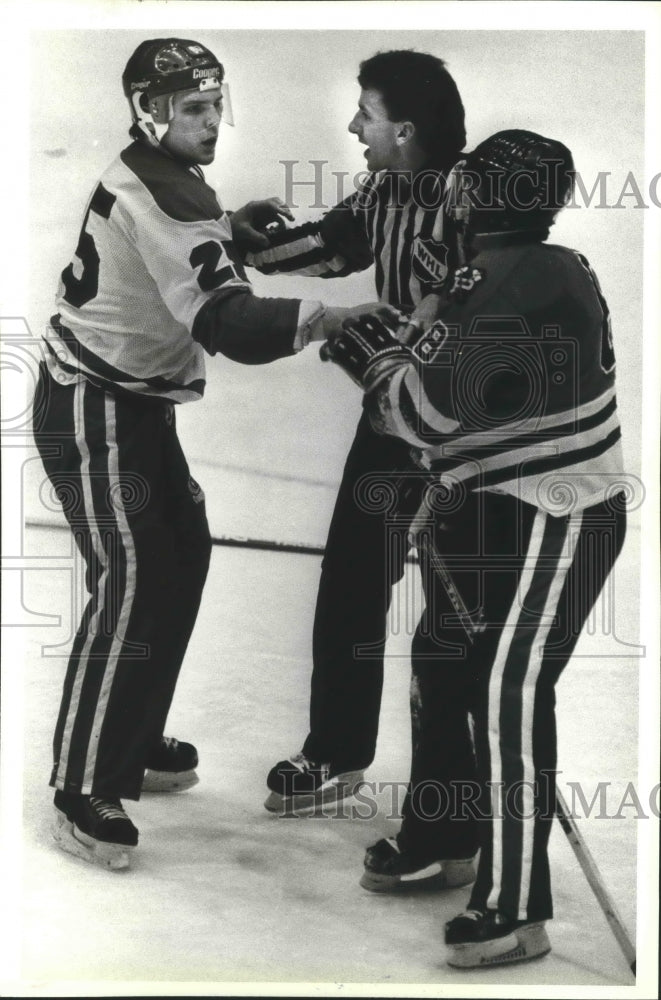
152,120,171,142
130,91,172,146
130,79,230,147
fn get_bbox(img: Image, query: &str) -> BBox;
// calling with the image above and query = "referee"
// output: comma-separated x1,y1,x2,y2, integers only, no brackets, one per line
246,49,479,880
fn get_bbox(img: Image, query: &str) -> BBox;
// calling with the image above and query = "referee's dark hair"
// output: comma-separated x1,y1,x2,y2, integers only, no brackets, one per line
358,50,466,172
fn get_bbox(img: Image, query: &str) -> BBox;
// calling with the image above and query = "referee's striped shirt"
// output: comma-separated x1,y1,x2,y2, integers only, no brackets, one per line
246,170,456,310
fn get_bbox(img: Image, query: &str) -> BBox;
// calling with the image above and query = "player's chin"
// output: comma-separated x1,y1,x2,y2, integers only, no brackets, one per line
196,138,218,162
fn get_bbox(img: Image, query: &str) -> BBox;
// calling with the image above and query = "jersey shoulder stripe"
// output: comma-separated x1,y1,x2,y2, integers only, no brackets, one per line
119,141,222,223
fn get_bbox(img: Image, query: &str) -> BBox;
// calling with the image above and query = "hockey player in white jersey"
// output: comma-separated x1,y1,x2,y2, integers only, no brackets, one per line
33,37,351,870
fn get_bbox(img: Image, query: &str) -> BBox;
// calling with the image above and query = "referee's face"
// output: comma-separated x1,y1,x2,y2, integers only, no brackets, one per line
348,88,402,172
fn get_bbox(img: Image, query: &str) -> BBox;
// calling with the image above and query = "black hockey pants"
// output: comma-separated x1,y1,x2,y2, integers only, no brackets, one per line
33,365,211,800
405,486,626,918
303,410,426,772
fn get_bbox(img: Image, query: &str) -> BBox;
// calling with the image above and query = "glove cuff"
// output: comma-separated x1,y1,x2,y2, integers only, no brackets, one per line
363,354,411,394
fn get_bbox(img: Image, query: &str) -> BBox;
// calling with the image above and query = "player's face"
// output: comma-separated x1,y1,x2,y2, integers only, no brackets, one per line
161,88,224,165
348,88,402,171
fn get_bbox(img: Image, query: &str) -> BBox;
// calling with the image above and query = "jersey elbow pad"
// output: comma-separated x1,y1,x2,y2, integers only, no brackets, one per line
192,289,301,365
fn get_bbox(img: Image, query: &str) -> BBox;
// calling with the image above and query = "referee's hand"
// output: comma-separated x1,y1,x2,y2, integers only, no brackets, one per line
400,293,443,344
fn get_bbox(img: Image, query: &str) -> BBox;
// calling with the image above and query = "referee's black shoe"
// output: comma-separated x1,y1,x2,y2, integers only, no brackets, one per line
264,752,365,814
444,908,551,968
142,736,199,792
360,836,476,892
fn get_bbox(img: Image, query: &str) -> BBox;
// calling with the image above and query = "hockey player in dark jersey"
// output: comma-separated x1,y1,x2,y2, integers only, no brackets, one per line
32,37,354,870
242,55,478,872
321,130,627,966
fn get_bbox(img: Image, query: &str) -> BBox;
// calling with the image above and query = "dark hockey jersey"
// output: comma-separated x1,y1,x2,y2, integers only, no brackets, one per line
246,170,456,309
368,237,624,511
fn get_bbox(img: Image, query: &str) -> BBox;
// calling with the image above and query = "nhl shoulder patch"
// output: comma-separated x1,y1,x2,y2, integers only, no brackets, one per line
411,235,449,290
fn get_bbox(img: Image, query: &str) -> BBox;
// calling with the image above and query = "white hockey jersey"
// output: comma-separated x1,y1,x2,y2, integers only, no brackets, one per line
44,142,293,402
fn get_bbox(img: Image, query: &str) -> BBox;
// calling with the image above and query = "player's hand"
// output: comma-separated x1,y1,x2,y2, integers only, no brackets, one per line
399,293,443,345
312,304,400,344
341,301,402,323
311,306,351,342
338,302,407,339
230,198,295,251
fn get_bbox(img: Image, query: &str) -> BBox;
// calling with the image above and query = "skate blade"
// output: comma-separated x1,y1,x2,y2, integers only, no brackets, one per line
264,770,365,815
360,858,475,893
141,768,200,793
53,810,133,871
447,922,551,969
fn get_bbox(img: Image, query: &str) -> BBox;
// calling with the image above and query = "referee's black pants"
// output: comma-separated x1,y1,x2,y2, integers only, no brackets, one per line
33,365,212,800
303,410,425,772
404,487,626,920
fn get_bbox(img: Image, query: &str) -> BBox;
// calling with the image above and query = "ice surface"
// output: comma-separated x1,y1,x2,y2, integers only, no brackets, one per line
15,521,641,991
6,25,654,996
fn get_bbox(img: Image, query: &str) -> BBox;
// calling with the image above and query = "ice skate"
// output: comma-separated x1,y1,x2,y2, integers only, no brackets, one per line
444,908,551,968
360,837,476,892
264,752,365,814
53,791,138,870
142,736,199,792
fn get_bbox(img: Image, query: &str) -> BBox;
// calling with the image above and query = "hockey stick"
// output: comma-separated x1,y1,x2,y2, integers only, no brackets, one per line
27,520,421,562
211,533,420,563
411,528,486,642
415,526,636,978
555,788,636,976
210,534,324,556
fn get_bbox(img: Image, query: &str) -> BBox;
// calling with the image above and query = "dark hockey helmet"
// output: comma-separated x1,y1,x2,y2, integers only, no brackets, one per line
122,38,226,142
457,129,575,234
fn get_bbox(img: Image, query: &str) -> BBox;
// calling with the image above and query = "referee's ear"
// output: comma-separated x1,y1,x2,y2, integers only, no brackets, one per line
396,121,416,146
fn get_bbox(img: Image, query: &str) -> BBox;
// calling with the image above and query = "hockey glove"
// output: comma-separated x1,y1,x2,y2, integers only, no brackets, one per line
320,313,414,393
